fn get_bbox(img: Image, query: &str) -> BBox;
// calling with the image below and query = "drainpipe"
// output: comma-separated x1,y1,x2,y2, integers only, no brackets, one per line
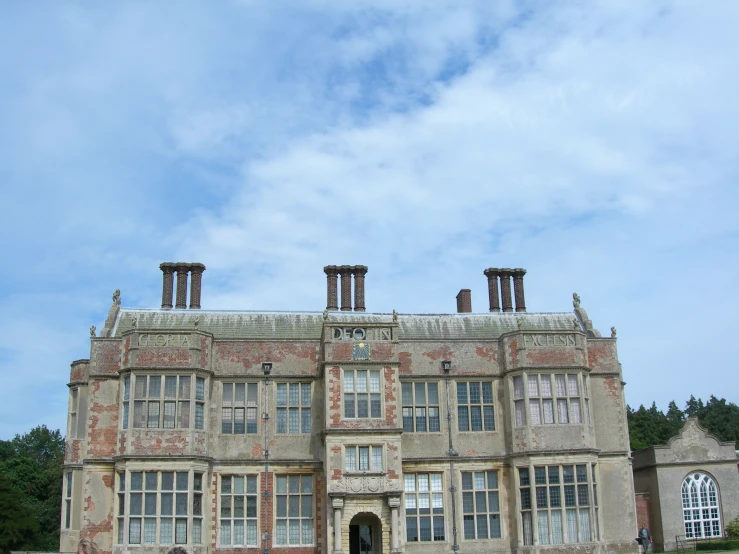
442,360,460,553
261,362,273,554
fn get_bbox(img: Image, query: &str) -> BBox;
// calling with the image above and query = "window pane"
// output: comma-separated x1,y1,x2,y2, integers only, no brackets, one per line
301,383,311,405
301,408,311,433
165,376,177,399
369,371,380,393
196,377,204,401
415,383,426,404
428,383,439,404
458,406,469,431
149,376,161,398
402,383,413,405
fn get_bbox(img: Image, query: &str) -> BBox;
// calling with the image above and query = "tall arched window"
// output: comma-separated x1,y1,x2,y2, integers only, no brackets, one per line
682,472,721,539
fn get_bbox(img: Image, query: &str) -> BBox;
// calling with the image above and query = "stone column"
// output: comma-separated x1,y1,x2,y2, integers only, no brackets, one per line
175,264,190,309
339,265,352,311
353,265,368,312
324,266,339,311
484,268,501,312
332,497,344,553
189,263,206,309
499,269,513,312
513,268,527,312
160,262,175,309
388,496,401,553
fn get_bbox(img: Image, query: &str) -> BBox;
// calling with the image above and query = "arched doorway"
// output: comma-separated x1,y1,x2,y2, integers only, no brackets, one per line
349,512,382,554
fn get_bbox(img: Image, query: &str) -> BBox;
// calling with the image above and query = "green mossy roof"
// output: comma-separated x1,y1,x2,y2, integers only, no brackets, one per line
113,309,579,340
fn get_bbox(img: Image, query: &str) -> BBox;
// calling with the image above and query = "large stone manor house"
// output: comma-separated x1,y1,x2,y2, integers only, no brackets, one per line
61,263,638,554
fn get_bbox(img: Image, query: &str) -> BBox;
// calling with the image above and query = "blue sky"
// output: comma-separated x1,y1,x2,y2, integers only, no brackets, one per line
1,1,737,439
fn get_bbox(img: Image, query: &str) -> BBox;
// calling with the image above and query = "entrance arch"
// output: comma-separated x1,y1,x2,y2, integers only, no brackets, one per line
349,512,382,554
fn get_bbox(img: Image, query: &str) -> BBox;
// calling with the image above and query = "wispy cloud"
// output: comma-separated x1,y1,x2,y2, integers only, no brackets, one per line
1,0,737,438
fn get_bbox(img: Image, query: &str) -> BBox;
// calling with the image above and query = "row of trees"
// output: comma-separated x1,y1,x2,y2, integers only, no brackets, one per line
627,395,739,451
0,425,65,554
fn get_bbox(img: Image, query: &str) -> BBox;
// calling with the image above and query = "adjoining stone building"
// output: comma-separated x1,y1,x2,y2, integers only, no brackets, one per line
633,418,739,552
61,263,638,554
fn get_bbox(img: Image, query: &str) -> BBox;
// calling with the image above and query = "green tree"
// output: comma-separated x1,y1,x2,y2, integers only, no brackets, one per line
0,467,40,553
0,425,65,552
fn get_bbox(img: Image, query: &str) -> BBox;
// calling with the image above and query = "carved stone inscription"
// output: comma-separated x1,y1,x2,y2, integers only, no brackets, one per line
138,334,192,348
333,327,392,341
523,333,576,347
328,476,402,494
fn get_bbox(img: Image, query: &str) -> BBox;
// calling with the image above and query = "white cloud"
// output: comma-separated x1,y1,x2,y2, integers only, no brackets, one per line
0,0,737,437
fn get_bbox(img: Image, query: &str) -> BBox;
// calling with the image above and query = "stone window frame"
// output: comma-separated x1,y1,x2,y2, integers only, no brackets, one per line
404,472,446,542
68,388,79,438
343,368,383,419
115,468,204,547
682,471,722,539
512,372,590,427
461,470,502,540
64,471,73,529
274,473,315,546
344,444,385,473
401,381,442,433
122,373,206,430
518,463,598,546
276,382,312,434
219,474,260,547
456,381,495,432
221,381,259,435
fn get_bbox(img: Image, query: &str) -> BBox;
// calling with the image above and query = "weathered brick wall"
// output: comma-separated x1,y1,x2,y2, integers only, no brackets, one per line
87,379,118,458
635,493,652,533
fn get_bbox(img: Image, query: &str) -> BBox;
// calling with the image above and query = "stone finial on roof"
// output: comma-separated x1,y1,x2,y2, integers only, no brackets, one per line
113,289,121,305
392,309,398,323
573,292,580,308
323,309,328,321
90,325,96,338
611,326,617,338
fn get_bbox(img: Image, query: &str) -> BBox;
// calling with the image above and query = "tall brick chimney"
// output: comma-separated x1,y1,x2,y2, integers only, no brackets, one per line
324,265,368,312
160,263,176,310
353,266,368,312
160,262,206,310
456,289,472,313
484,267,527,312
189,263,206,309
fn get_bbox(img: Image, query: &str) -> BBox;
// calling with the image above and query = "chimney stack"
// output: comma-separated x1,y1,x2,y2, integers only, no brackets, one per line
324,265,368,312
160,263,176,310
484,267,527,313
189,263,206,309
456,289,472,313
160,262,206,310
353,266,368,312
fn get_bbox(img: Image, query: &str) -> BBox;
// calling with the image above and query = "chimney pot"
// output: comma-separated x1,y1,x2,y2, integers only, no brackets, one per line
352,265,368,312
324,266,339,311
160,262,176,309
484,268,501,312
499,269,514,312
338,265,352,311
174,263,190,309
456,289,472,313
512,268,527,312
189,263,206,309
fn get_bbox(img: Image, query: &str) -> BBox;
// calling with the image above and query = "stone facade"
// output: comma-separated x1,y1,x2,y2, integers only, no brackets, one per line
632,418,739,552
61,264,638,554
